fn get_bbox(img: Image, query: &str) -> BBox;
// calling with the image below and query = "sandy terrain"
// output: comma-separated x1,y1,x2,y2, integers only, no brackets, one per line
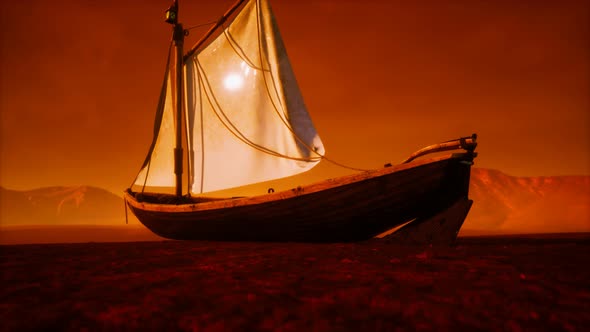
1,234,589,331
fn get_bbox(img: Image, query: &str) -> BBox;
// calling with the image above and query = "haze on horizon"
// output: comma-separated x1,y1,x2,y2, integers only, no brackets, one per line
1,0,588,196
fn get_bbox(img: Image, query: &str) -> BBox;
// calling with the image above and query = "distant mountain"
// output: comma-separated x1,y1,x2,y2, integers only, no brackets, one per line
0,186,124,225
462,168,590,235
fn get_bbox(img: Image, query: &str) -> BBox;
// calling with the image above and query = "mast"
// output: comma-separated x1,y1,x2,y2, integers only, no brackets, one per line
165,0,184,197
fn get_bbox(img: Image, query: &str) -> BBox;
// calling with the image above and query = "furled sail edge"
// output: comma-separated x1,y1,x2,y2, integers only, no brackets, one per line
131,42,174,191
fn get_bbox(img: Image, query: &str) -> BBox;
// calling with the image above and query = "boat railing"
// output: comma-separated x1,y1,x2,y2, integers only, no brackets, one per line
401,133,477,164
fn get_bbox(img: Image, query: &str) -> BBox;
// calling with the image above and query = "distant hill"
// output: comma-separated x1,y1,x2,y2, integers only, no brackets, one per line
462,168,590,235
0,186,124,225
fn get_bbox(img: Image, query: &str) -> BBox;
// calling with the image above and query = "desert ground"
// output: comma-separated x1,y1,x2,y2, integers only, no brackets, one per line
2,234,589,331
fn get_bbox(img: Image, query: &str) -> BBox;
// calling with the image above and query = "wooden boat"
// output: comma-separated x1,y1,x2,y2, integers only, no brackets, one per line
124,0,478,244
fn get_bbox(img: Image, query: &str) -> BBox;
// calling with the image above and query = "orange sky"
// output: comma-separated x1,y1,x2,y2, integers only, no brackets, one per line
1,0,589,196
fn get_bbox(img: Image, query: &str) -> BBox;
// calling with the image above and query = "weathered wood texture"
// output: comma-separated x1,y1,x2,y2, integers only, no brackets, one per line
125,154,474,242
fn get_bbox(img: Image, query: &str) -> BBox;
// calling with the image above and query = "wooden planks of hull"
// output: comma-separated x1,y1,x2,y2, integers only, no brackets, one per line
125,154,474,242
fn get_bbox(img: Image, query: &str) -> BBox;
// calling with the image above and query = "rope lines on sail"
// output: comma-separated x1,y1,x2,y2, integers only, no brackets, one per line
184,0,249,60
198,1,313,164
187,0,314,165
193,55,371,172
195,60,321,163
228,0,372,173
226,1,371,172
186,0,373,173
260,0,373,172
222,23,268,72
253,0,298,128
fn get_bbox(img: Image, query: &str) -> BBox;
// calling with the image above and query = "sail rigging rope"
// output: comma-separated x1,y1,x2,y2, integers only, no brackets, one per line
196,63,205,193
252,2,371,172
193,58,372,172
222,23,268,72
130,41,174,192
186,20,218,31
195,60,320,162
142,41,173,193
249,0,373,172
189,1,320,164
130,0,370,195
185,0,372,173
253,0,302,136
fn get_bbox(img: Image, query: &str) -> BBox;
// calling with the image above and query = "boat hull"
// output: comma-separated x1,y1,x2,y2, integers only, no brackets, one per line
125,153,475,243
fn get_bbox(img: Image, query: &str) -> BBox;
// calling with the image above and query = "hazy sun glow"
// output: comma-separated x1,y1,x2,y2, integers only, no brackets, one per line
223,73,243,90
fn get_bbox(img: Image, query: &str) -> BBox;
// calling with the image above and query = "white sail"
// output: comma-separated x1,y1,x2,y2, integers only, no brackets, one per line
134,73,177,188
185,0,324,193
